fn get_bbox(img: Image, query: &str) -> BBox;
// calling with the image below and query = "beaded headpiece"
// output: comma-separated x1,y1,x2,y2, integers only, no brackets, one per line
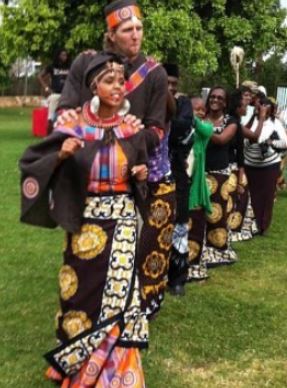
105,0,142,30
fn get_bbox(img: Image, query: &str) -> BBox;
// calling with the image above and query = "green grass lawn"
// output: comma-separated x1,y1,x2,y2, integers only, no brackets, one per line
1,107,287,387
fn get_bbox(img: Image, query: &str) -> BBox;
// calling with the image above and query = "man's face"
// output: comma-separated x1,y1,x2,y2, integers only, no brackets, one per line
109,18,143,60
167,76,178,96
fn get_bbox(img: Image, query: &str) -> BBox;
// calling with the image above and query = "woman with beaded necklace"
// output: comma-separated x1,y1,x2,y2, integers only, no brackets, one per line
186,87,239,280
20,52,158,387
199,86,240,268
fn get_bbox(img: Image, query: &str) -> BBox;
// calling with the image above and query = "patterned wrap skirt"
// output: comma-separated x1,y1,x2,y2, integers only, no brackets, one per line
138,180,176,318
228,169,256,242
45,194,147,387
186,208,209,281
201,172,238,267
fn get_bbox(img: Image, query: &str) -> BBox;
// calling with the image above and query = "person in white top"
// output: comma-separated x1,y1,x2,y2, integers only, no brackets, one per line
244,96,287,234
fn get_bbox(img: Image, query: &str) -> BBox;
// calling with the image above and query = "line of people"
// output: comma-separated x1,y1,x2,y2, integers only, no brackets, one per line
19,0,287,386
166,70,287,297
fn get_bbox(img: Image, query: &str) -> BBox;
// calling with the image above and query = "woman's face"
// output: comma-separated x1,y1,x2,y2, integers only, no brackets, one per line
237,99,247,117
59,50,68,64
242,91,252,106
94,70,126,110
208,88,226,113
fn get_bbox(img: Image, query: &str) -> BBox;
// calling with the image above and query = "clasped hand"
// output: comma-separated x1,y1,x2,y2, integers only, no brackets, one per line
58,138,84,160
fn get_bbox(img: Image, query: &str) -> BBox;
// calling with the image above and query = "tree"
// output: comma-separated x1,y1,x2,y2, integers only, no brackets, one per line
193,0,287,88
257,53,287,97
0,0,286,93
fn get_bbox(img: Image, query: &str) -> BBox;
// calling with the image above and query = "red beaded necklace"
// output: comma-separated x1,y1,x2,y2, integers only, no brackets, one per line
82,102,123,128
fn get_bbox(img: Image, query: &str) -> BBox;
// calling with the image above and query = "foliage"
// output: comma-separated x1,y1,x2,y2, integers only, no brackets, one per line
257,53,287,97
0,0,286,92
194,0,287,88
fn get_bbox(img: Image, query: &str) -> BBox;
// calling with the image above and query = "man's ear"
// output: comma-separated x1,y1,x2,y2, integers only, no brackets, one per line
108,30,116,43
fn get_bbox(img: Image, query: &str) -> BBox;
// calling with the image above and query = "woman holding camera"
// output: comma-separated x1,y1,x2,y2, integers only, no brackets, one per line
244,97,287,235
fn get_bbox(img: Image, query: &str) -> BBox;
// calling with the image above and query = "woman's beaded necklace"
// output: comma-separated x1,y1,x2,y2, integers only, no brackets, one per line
82,102,123,129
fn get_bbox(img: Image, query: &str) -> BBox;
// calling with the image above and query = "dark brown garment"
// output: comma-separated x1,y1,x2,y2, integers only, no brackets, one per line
245,163,280,234
138,180,176,318
19,129,158,233
59,52,168,131
202,173,238,267
187,208,208,281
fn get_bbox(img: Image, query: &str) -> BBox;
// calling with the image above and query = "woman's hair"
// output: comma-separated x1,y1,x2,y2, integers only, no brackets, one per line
239,85,252,94
258,95,276,121
205,86,229,114
52,48,71,68
103,32,116,52
228,89,243,118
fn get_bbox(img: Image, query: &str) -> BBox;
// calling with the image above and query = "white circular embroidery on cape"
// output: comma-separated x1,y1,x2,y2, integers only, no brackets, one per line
22,177,39,199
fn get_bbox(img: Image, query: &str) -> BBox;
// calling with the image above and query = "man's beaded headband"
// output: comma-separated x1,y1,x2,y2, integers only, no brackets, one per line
106,5,142,29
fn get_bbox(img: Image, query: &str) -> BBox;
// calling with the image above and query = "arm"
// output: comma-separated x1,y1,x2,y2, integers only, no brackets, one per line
211,123,237,145
169,96,195,146
19,133,67,228
166,91,176,122
242,105,268,141
269,119,287,150
194,117,213,139
242,117,265,141
38,66,51,95
144,66,169,139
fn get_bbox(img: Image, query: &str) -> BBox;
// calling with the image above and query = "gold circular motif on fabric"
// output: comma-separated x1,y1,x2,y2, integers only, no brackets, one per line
142,251,167,279
154,182,176,196
62,310,92,339
206,175,218,194
188,240,201,262
227,173,238,192
206,202,223,224
148,199,171,229
207,228,227,248
227,211,242,230
72,224,107,260
227,196,233,214
59,265,78,301
158,223,174,250
220,181,230,200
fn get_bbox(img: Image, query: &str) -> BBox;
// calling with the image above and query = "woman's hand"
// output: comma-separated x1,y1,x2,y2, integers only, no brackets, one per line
55,107,82,127
58,138,84,161
124,114,144,131
44,86,52,98
131,164,148,181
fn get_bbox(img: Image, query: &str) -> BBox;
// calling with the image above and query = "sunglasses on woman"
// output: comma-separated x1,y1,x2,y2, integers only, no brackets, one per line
209,94,225,101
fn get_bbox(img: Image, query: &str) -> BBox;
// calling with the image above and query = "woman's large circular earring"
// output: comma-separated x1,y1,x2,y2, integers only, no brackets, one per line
90,95,100,115
118,98,131,117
